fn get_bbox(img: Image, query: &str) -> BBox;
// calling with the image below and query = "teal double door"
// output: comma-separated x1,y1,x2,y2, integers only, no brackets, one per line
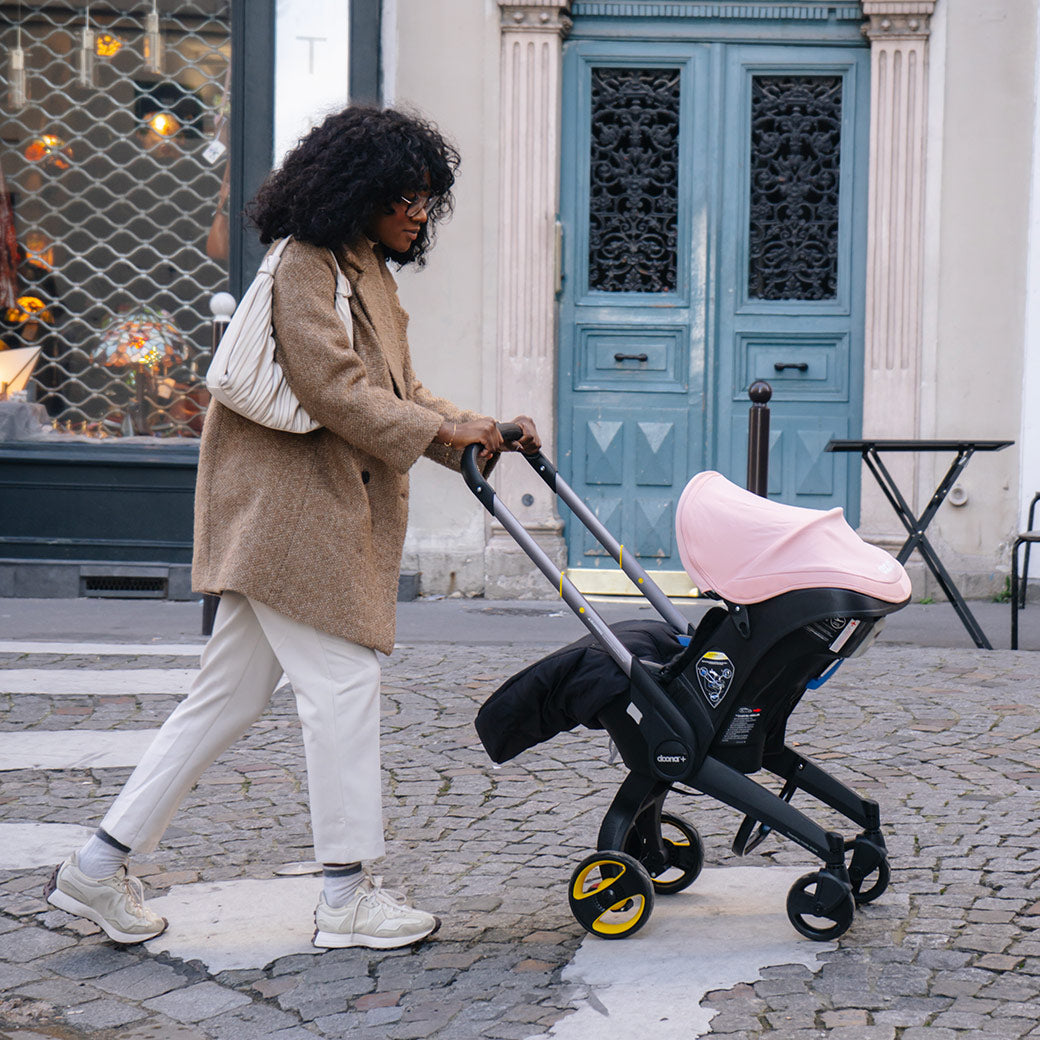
558,35,869,584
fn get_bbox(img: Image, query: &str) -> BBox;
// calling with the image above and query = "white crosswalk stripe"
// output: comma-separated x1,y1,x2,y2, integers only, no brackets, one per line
0,641,320,975
0,645,192,773
0,822,96,868
540,867,836,1040
0,728,161,770
0,640,205,657
0,668,198,696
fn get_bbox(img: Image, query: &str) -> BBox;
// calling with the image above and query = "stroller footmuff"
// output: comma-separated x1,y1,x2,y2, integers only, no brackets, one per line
464,440,910,942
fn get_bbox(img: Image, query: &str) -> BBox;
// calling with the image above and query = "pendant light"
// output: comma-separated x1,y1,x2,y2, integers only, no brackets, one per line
78,5,95,88
144,0,163,74
96,32,123,58
9,5,27,110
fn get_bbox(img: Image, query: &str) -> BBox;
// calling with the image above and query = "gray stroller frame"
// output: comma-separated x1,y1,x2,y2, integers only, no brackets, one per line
465,429,905,941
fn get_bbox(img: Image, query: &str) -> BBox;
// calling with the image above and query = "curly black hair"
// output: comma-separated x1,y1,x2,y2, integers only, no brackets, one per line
246,105,459,267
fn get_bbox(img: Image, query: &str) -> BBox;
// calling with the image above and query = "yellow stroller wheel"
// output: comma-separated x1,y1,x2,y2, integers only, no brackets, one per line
569,850,654,939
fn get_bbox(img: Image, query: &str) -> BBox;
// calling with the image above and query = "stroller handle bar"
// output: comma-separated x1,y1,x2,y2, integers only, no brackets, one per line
485,427,688,632
497,422,524,442
462,432,691,675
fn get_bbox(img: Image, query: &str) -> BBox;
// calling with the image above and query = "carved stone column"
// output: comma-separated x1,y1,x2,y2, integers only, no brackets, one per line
485,1,572,597
859,2,935,553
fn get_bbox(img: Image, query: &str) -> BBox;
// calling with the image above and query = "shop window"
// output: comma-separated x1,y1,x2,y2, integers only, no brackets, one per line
0,1,231,438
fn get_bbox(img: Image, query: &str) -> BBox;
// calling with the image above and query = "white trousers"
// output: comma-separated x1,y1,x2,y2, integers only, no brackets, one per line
102,591,385,864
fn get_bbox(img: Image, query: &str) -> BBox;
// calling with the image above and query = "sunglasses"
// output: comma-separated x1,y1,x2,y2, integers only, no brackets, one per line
398,192,435,218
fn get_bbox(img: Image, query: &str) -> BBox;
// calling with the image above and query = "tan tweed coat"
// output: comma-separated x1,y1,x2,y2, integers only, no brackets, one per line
192,238,479,654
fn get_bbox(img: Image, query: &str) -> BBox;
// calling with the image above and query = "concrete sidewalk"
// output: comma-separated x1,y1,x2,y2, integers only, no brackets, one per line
1,595,1038,1040
0,590,1033,650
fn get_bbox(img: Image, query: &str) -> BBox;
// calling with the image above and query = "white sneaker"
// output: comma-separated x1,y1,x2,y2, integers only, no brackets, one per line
313,874,439,950
45,853,167,944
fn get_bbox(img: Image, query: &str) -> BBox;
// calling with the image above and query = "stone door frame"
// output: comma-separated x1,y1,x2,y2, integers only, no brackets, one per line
488,0,935,594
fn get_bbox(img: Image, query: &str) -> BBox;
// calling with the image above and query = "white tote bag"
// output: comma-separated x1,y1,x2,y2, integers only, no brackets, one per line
206,237,353,434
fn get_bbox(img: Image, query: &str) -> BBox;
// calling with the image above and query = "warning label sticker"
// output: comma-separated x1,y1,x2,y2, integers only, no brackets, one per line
720,705,761,744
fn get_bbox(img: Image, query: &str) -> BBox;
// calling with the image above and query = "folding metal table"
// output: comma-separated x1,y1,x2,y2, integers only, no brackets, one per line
826,439,1013,650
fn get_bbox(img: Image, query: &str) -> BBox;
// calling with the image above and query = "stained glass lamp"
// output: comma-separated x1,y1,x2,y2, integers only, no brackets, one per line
96,306,186,433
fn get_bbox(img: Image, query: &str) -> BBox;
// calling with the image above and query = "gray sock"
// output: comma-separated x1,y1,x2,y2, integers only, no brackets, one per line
76,830,130,880
322,863,363,907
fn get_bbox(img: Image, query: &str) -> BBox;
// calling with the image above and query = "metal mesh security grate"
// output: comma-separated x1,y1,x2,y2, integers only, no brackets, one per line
747,75,842,301
588,67,680,294
0,1,230,438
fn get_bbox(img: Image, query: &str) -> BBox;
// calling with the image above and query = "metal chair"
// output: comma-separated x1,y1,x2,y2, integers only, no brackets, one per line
1017,492,1040,608
1010,492,1040,650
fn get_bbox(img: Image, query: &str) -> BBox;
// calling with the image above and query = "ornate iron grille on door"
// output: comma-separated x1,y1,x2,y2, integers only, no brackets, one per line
0,1,230,437
748,75,842,301
588,67,680,294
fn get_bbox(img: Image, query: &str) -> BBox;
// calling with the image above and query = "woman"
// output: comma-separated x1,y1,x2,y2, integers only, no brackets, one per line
46,106,540,950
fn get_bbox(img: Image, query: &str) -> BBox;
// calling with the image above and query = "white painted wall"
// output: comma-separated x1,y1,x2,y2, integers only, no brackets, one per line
392,0,503,595
1020,3,1040,532
918,0,947,462
270,0,498,594
273,0,350,165
380,0,398,105
926,0,1038,593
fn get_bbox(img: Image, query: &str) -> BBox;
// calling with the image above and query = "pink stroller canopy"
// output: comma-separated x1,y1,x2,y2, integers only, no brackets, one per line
675,471,912,604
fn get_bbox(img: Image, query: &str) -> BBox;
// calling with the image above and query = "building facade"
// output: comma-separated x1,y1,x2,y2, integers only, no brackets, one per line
2,0,1037,605
392,0,1040,602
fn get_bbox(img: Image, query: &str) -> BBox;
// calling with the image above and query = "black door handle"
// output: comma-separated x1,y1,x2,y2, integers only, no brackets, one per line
615,352,649,363
774,362,809,372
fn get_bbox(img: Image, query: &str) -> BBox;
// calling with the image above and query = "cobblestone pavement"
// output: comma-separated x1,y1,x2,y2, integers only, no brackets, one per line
1,637,1039,1039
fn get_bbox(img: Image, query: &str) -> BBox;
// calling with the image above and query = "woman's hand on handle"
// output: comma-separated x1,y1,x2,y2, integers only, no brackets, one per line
508,415,541,454
437,418,505,460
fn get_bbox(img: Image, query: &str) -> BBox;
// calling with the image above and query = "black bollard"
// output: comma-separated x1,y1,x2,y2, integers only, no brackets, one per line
746,380,772,498
202,593,220,637
201,294,234,637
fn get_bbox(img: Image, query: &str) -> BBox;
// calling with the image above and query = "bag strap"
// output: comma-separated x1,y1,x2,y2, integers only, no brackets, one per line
259,236,293,277
329,249,352,300
260,238,352,303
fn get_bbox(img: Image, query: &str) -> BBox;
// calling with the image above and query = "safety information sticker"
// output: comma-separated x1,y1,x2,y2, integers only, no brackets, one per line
696,651,734,708
828,618,861,653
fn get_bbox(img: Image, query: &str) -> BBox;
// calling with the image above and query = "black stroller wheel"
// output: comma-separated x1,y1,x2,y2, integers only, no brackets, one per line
845,838,891,905
569,851,655,939
649,813,705,894
786,872,856,941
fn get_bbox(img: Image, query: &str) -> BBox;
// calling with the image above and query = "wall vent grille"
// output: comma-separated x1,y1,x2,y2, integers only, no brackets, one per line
81,575,168,598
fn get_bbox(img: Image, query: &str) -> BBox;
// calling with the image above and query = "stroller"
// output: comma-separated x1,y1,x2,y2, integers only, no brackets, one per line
464,429,910,942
